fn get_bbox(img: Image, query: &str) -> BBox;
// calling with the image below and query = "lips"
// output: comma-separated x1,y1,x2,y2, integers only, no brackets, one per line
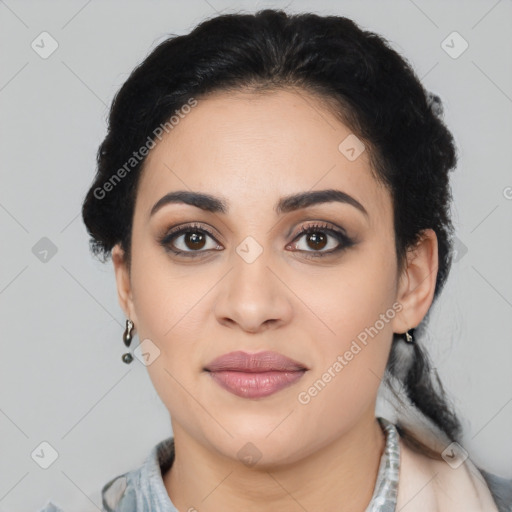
205,350,308,372
204,351,308,399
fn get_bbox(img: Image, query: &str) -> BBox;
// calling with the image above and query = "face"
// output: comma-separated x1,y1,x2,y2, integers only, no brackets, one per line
112,88,431,467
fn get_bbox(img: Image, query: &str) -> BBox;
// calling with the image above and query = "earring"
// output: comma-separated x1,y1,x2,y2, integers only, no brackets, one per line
122,319,134,364
403,328,414,344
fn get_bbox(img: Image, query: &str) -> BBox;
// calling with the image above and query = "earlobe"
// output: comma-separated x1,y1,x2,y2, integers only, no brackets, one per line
392,229,438,334
111,244,136,322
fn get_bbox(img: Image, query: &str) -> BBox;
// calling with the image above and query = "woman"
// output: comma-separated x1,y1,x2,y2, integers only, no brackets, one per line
40,8,510,512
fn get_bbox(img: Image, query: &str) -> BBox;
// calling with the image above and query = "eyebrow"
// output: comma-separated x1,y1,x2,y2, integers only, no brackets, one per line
149,189,368,218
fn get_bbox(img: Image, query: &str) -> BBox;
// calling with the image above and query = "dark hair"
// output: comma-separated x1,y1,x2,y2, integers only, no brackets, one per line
82,9,462,458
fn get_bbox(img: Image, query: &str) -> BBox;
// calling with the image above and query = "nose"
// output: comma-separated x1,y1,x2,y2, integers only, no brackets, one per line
213,250,293,333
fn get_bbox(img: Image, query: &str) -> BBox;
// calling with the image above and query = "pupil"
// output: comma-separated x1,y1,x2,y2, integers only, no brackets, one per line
187,232,206,249
308,232,327,250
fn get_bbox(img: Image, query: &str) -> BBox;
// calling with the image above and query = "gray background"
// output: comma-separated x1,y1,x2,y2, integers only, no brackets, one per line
0,0,511,510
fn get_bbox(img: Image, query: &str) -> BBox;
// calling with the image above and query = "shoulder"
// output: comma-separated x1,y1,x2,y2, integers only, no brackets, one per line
35,473,139,512
38,437,176,512
101,436,176,511
480,469,512,512
397,436,508,511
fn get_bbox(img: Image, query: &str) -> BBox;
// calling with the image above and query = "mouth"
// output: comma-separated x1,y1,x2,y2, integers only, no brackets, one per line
204,350,308,399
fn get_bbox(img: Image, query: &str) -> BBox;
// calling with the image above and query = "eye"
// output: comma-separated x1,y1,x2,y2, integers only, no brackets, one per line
158,223,222,257
158,221,355,259
287,222,355,257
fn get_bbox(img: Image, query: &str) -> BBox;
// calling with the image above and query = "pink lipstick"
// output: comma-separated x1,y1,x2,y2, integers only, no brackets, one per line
204,350,308,399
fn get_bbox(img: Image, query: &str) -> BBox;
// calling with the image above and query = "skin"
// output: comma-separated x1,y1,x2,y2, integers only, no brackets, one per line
112,88,438,511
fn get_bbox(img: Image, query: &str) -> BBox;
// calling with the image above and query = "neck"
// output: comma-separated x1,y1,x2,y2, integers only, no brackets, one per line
163,411,386,512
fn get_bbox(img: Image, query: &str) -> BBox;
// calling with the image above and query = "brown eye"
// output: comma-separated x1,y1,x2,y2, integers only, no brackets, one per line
183,231,207,250
288,222,355,257
304,232,328,251
159,223,222,257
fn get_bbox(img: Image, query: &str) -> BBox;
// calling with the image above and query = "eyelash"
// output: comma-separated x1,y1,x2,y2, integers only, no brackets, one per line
158,222,355,259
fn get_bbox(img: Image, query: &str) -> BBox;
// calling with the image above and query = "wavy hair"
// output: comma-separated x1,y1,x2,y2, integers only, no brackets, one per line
82,9,462,458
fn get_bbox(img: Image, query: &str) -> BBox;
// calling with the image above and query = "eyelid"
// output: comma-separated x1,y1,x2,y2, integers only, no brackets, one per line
291,220,348,238
158,222,220,242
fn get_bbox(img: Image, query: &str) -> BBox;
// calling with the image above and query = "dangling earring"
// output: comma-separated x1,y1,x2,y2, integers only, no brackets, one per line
402,328,414,344
122,319,134,364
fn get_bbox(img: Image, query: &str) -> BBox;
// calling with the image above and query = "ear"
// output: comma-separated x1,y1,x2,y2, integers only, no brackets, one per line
112,243,138,324
392,228,438,334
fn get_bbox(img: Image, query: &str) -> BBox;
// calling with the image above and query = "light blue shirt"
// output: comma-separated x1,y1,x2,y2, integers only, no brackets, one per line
38,416,509,511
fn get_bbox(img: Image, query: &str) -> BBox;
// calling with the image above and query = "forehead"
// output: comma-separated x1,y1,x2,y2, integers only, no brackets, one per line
136,88,391,224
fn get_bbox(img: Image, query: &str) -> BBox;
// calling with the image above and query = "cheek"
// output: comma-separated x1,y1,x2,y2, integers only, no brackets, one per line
130,241,199,340
129,247,211,378
295,244,397,349
129,255,203,421
293,248,396,409
296,301,394,431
